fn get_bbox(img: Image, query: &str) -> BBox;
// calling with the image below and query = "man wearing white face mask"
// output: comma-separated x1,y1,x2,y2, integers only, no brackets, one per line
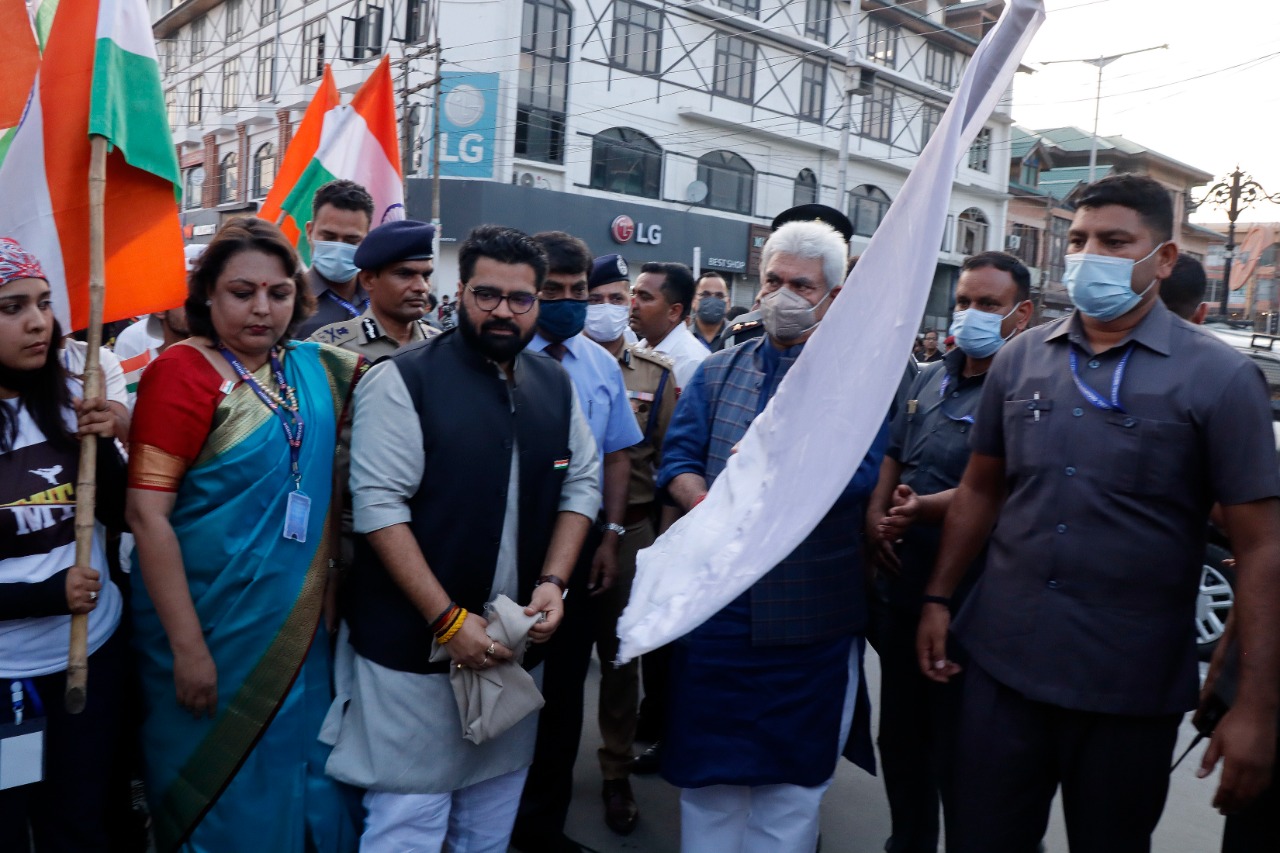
865,251,1032,853
655,220,888,853
295,179,374,338
918,174,1280,852
579,253,677,836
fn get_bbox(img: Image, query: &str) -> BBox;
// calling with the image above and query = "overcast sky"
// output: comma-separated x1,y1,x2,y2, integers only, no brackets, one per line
1011,0,1280,224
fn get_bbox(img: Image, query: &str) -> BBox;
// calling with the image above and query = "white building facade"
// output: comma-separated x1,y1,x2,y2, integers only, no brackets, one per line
153,0,1015,325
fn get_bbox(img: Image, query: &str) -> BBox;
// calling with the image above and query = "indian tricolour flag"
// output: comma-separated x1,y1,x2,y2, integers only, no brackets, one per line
0,0,185,332
278,56,404,265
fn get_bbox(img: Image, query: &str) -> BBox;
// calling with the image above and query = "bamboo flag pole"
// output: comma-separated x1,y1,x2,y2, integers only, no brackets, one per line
66,134,108,713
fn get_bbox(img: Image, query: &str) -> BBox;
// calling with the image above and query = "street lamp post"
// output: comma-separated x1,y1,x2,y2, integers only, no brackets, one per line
1040,45,1168,183
1192,168,1280,318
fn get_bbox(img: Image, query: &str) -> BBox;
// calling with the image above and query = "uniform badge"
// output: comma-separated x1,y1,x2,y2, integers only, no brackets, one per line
361,317,379,342
553,457,570,471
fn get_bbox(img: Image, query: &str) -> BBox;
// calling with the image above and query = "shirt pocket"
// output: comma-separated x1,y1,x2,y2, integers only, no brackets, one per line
1003,398,1053,475
1099,415,1197,497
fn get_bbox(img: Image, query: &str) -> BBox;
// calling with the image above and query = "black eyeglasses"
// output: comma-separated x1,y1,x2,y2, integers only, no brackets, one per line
466,284,538,314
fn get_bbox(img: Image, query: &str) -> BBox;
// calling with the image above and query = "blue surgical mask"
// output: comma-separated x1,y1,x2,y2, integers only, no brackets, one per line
951,303,1021,359
311,240,359,284
1063,242,1166,321
584,303,630,343
538,299,588,341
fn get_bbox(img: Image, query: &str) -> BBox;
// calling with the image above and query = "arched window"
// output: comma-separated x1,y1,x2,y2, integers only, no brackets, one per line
793,168,818,207
848,184,890,238
698,150,754,215
219,152,238,204
253,143,276,197
517,0,571,163
956,207,989,256
590,127,662,198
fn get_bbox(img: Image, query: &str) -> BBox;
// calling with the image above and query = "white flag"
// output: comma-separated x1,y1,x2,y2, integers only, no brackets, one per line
617,0,1047,663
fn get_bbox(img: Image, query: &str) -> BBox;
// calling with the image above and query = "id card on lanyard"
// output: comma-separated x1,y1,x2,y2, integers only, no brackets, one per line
0,681,44,790
219,346,311,542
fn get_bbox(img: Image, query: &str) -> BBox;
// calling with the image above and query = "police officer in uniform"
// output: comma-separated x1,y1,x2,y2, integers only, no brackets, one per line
309,219,440,359
581,253,678,836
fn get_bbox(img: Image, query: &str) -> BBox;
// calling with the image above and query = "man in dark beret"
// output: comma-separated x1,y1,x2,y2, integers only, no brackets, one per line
309,219,439,359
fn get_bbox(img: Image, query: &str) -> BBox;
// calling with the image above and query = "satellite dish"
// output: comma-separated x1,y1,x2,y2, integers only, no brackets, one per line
685,180,708,203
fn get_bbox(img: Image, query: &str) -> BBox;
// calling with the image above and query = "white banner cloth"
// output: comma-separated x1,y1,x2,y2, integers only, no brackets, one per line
616,0,1046,663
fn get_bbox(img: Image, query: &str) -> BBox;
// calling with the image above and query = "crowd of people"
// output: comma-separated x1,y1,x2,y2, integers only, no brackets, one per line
1,171,1278,853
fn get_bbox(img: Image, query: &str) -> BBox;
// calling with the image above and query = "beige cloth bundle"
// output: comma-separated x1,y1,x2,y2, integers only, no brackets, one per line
430,594,545,745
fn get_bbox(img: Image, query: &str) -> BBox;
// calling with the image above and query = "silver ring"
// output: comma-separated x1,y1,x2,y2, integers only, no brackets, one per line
485,642,497,656
88,591,97,601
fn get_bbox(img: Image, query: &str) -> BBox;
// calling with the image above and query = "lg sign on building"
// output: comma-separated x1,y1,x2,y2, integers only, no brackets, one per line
610,214,661,245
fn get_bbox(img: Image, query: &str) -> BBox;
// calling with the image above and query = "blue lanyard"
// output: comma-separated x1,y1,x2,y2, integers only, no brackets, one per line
937,372,975,424
323,289,368,318
1069,343,1135,413
218,346,305,486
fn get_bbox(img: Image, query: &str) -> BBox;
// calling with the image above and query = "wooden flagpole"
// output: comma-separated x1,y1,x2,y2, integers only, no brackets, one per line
66,134,108,713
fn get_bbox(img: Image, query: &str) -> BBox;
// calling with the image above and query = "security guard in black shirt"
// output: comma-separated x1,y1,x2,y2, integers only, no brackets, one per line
865,251,1033,853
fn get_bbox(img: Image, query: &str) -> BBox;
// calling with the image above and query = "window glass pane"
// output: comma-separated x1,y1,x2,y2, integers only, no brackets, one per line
519,0,571,163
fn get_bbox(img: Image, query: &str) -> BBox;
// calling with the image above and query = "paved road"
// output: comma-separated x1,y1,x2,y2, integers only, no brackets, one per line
553,652,1225,853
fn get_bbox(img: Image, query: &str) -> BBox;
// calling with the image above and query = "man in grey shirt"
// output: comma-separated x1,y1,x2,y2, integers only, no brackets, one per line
322,225,600,853
917,174,1280,852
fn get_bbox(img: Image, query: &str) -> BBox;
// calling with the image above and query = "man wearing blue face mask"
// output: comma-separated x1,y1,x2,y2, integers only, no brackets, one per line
866,250,1032,853
918,173,1280,852
514,232,642,853
295,179,374,338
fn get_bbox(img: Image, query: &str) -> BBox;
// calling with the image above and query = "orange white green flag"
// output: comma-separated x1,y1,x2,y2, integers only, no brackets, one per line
258,64,340,254
0,0,185,332
278,56,404,265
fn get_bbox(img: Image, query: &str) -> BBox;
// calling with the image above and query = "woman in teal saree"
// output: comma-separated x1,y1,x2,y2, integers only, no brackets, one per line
126,219,361,853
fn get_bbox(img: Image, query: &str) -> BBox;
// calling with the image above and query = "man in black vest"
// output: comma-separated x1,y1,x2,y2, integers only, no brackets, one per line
323,225,601,852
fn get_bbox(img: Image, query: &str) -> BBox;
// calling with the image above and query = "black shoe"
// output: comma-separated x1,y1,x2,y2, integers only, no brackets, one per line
631,740,661,775
603,778,639,835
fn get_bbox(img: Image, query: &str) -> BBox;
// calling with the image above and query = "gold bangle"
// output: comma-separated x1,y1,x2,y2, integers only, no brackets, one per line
437,609,468,644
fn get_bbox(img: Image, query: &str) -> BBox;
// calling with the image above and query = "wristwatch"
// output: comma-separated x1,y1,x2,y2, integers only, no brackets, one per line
601,522,627,538
536,574,569,600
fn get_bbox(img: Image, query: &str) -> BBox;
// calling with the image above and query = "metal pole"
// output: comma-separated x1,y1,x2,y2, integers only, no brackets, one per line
1222,169,1242,317
1040,46,1166,186
429,18,443,260
835,0,859,208
1088,62,1103,184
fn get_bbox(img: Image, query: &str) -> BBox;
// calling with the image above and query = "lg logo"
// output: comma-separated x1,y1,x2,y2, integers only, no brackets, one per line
610,214,662,246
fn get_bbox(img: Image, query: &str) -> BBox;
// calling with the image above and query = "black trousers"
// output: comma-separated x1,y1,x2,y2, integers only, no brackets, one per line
877,606,963,853
636,643,671,743
515,527,602,841
0,629,128,853
1221,736,1280,852
950,661,1181,853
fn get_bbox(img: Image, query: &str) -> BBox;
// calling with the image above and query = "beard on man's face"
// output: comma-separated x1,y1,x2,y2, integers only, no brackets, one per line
457,298,534,363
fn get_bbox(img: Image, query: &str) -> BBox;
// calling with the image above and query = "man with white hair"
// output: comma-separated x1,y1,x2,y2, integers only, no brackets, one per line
656,220,885,852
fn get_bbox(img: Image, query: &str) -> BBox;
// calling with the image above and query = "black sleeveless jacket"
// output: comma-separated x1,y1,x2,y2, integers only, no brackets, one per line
346,329,574,673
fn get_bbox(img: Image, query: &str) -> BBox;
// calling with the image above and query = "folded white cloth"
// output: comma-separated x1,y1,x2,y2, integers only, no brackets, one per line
430,595,545,745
